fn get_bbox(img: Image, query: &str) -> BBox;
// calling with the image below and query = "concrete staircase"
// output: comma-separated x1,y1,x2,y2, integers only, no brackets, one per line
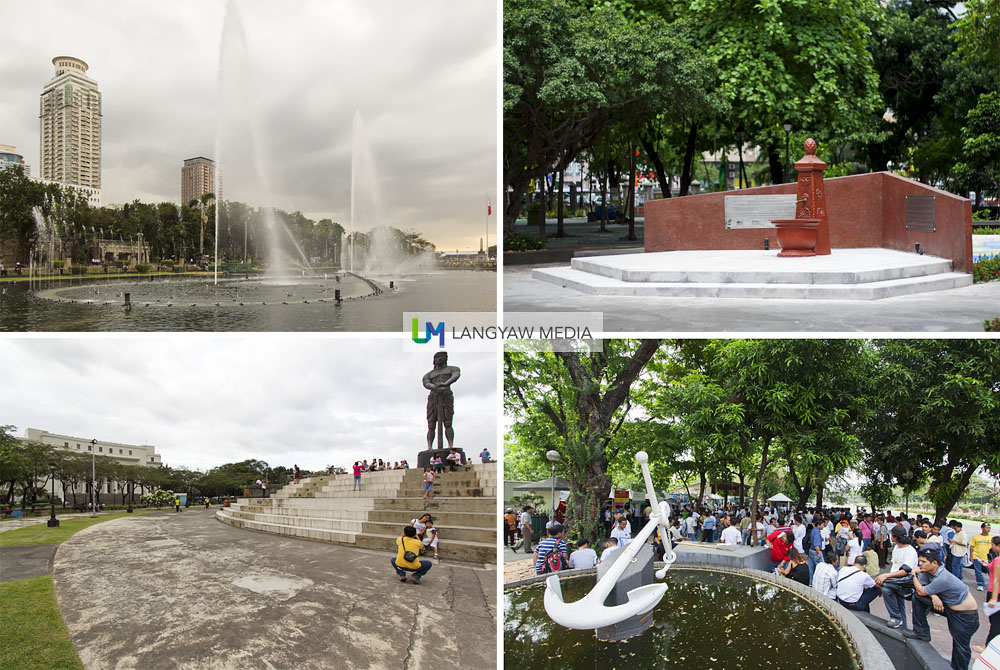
532,248,973,300
216,463,497,564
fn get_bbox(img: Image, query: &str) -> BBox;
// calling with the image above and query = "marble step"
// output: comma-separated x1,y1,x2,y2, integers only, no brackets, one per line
532,266,972,300
354,531,495,563
361,520,495,543
569,249,955,284
376,496,496,513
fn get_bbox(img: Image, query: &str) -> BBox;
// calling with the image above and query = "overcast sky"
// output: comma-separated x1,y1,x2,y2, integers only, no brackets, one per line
0,0,497,251
0,337,497,472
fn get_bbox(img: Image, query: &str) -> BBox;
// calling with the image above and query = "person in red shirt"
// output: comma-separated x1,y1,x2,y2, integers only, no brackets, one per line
768,529,794,571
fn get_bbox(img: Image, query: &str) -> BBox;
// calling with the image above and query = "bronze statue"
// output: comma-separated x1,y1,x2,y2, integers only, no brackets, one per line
423,351,461,450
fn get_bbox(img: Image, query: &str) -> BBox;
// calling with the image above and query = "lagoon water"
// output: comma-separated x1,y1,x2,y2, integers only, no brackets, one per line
0,270,495,332
504,570,857,670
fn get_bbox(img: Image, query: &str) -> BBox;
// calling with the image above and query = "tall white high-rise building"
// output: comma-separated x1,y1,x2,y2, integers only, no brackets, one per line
39,56,102,189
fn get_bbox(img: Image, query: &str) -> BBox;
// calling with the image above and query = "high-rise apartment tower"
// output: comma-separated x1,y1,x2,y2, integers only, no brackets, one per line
39,57,102,189
181,157,218,207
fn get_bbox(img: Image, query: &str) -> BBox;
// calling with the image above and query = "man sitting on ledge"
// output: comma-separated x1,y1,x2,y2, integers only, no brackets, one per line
907,548,979,670
836,554,880,612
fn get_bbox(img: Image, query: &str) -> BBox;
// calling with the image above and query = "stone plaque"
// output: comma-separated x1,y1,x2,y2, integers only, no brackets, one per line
906,195,936,232
724,195,797,229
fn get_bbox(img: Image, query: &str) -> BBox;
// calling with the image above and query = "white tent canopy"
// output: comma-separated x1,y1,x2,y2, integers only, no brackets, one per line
767,493,793,503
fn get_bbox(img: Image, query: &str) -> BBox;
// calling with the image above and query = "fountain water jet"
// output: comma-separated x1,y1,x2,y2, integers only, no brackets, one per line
215,0,313,282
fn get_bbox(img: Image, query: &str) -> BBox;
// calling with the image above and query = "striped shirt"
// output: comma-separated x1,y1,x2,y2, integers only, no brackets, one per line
534,537,568,574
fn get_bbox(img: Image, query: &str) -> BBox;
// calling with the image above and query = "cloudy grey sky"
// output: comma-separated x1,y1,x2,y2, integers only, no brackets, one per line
0,0,497,252
0,337,497,472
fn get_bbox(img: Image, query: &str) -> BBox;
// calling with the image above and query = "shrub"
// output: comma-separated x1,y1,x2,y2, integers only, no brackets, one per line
985,318,1000,332
973,255,1000,283
135,264,151,274
69,265,86,275
973,225,1000,235
504,233,546,251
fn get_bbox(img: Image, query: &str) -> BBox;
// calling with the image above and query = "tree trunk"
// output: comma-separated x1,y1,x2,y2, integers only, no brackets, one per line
639,131,671,199
748,435,772,546
738,472,746,507
555,170,566,237
567,461,612,543
933,464,978,520
679,122,699,197
600,148,609,232
787,455,813,509
625,143,637,241
697,469,707,505
815,482,824,510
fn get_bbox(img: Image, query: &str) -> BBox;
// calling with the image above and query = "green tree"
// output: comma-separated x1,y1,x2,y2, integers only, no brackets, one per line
953,92,1000,203
504,340,661,541
684,0,882,183
863,339,1000,519
502,0,716,234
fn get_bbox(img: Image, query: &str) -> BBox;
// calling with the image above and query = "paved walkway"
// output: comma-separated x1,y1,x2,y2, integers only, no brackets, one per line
504,263,1000,332
52,508,496,670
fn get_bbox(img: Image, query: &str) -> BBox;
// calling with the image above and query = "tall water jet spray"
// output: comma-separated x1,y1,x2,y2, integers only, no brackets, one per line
216,0,312,281
351,110,379,274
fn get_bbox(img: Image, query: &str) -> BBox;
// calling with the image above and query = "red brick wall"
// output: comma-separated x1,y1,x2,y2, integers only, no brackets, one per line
644,172,972,273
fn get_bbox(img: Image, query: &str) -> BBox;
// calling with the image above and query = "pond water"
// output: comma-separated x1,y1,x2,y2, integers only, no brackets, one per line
0,270,495,331
504,570,858,670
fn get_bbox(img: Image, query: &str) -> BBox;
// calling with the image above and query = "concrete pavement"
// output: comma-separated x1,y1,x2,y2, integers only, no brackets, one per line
504,263,1000,332
52,508,496,670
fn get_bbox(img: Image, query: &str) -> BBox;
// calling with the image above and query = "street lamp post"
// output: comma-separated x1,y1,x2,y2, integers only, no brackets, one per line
47,462,59,527
903,470,914,517
90,438,97,518
546,450,561,525
782,122,793,184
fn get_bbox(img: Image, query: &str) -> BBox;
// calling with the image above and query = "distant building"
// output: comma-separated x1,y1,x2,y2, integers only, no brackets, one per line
34,177,101,207
181,156,218,207
24,428,164,505
39,57,102,190
0,144,30,176
24,428,163,468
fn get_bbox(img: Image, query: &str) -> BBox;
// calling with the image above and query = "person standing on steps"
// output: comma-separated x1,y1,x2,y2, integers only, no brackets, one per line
422,466,435,499
353,461,362,491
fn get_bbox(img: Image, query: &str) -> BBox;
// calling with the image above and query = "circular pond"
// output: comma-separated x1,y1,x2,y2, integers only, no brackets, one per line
504,569,859,670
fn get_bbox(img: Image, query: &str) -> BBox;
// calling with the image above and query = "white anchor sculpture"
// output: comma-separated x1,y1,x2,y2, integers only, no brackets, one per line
543,450,676,630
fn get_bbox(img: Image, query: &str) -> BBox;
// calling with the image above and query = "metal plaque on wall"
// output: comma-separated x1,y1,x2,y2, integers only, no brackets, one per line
905,195,936,232
724,195,797,229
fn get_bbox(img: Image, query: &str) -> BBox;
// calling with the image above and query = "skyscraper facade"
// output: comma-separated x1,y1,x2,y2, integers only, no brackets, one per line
39,56,102,189
181,156,218,206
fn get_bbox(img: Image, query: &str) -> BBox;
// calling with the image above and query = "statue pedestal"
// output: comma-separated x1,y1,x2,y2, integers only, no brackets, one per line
595,543,656,641
416,448,467,469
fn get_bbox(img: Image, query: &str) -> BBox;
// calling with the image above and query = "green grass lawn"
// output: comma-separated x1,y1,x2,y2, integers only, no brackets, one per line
0,577,84,670
0,510,160,547
0,510,165,667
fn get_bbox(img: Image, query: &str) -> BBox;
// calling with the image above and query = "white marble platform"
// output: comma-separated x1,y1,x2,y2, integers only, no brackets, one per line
532,248,972,300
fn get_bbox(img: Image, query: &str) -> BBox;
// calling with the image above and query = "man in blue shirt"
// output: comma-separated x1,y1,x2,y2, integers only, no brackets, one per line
534,524,569,575
702,513,717,542
808,517,828,582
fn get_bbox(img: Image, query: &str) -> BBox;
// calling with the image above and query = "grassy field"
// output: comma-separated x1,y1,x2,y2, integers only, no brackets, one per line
0,577,84,670
0,510,166,667
0,510,159,547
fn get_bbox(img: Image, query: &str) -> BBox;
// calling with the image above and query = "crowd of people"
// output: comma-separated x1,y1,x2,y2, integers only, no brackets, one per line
511,499,1000,670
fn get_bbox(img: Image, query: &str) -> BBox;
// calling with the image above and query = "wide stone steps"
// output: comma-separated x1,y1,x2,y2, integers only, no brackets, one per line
532,248,973,300
361,520,494,544
216,463,497,564
366,508,494,527
376,496,495,513
353,530,495,563
223,508,364,532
